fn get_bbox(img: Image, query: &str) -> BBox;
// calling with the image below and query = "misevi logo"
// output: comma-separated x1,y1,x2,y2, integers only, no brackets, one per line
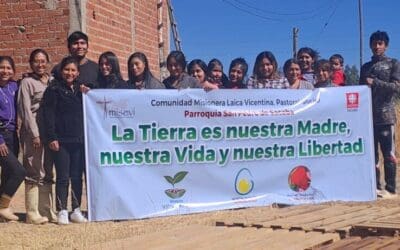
346,92,359,110
96,96,135,119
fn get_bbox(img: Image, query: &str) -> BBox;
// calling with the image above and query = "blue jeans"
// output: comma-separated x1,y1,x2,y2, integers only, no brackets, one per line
374,124,397,193
53,142,85,211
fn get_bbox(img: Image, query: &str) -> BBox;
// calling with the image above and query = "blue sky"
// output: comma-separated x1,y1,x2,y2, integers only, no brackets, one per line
171,0,399,73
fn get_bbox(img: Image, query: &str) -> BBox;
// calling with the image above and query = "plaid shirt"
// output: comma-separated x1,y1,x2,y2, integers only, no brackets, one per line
246,76,290,89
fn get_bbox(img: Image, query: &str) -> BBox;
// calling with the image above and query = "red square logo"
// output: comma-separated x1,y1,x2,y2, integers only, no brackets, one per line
346,93,359,109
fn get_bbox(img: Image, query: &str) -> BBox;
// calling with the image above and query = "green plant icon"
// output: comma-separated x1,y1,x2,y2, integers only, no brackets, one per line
164,171,188,199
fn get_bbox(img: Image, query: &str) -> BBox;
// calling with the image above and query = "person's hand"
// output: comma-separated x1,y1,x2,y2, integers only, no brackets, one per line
80,84,91,94
0,143,9,157
32,137,41,149
366,77,374,86
49,140,59,152
203,81,219,92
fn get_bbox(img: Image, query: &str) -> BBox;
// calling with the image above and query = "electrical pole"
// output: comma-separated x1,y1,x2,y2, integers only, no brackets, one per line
292,27,299,59
358,0,363,69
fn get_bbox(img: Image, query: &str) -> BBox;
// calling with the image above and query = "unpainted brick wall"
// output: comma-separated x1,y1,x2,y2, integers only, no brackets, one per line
0,0,169,80
0,0,69,79
86,0,169,80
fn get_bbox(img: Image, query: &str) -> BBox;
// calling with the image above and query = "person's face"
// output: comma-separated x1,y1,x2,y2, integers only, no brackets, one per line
229,64,244,84
130,57,145,77
330,58,342,71
316,66,330,83
210,64,223,82
61,63,79,84
298,52,314,72
167,57,183,78
0,60,14,85
258,57,274,79
190,64,206,83
69,38,88,58
31,53,48,76
370,40,387,57
99,57,112,76
285,63,301,83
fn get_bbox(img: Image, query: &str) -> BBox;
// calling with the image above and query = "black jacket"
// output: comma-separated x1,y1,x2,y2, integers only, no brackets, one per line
42,79,84,143
360,55,400,125
98,75,130,89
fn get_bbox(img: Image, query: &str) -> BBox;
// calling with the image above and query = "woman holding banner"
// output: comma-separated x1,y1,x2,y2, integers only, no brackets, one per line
247,51,289,89
163,51,201,89
42,56,87,225
127,52,165,89
283,59,314,89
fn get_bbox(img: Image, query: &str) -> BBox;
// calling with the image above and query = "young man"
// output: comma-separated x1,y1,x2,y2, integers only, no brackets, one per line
360,30,400,198
52,31,99,88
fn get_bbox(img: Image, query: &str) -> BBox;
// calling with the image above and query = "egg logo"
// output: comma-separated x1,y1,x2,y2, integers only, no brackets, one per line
288,165,311,192
234,168,254,195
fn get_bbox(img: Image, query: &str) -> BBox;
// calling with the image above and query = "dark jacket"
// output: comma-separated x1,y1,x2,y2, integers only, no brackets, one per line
52,59,99,88
42,79,84,144
163,73,200,89
98,75,129,89
360,55,400,125
128,75,165,89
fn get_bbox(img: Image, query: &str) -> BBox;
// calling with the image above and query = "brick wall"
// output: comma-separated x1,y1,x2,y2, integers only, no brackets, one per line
133,0,169,79
85,0,133,79
0,0,169,80
0,0,69,78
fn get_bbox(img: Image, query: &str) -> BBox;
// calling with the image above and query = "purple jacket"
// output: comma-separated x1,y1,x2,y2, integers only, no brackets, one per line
0,80,18,144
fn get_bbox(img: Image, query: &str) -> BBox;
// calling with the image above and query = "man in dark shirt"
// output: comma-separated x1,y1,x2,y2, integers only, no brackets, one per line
360,30,400,198
52,31,99,88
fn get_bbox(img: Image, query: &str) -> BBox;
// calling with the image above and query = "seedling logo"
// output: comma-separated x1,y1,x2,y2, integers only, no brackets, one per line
288,165,311,192
234,168,254,195
164,171,188,199
346,92,359,110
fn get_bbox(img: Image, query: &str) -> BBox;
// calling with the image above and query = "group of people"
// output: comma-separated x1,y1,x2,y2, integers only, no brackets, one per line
0,29,399,225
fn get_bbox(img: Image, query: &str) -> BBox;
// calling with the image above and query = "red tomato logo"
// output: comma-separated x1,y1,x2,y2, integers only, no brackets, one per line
288,165,311,192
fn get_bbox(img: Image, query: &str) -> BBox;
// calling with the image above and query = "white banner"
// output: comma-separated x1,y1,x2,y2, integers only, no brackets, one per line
83,86,376,221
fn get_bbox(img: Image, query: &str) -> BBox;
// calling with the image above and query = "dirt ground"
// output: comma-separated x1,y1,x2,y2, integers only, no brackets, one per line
1,109,399,249
0,182,277,249
1,167,399,249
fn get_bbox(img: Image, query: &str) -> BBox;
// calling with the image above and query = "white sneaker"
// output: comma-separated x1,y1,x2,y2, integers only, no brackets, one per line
377,190,398,199
377,189,385,198
57,210,69,225
70,208,88,223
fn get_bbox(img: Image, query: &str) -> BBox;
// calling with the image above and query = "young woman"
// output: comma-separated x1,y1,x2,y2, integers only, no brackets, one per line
283,59,314,89
163,51,200,89
226,57,248,89
43,56,87,225
0,56,26,221
187,59,207,85
247,51,289,89
297,47,319,85
205,58,229,89
18,49,57,224
127,52,165,89
314,59,335,88
98,51,128,89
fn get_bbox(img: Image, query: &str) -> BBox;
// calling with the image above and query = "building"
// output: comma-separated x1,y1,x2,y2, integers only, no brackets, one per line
0,0,170,79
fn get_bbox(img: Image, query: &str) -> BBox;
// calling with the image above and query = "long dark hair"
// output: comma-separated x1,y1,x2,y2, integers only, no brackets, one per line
187,59,207,76
253,51,279,80
127,52,155,88
98,51,123,88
